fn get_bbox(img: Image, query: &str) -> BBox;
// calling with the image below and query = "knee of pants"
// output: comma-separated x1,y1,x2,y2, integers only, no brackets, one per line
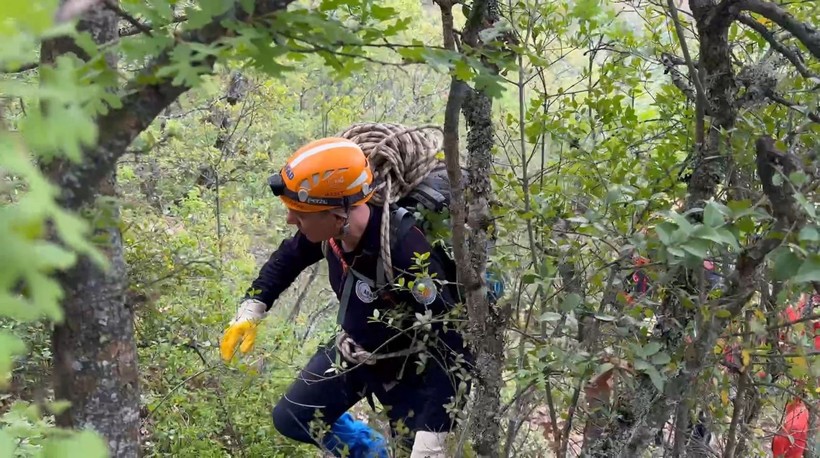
271,400,315,444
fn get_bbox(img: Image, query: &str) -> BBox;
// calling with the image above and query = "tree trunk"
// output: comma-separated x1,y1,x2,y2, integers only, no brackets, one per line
51,205,140,457
41,4,142,456
438,0,507,455
462,84,507,458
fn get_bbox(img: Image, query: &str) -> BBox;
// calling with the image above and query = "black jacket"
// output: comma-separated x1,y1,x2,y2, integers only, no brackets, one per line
246,203,469,378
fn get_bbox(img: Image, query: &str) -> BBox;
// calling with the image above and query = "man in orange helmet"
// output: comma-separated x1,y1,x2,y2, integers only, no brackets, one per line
220,137,470,457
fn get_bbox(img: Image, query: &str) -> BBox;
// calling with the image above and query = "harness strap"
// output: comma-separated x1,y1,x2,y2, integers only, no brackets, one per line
338,274,355,325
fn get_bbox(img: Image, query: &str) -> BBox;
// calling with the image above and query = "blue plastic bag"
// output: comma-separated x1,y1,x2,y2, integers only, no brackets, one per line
322,412,389,458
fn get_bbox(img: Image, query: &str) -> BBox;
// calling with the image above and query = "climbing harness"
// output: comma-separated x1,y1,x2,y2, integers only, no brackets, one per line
335,329,426,367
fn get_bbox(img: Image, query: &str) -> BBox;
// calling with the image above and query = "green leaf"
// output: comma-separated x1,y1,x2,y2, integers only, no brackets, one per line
670,212,695,236
0,429,14,458
692,226,739,250
681,238,709,259
594,314,617,322
655,221,676,246
572,0,601,21
644,365,665,392
667,246,685,258
703,201,726,227
793,255,820,284
452,59,474,81
714,228,741,250
795,193,817,218
42,429,108,458
522,272,538,284
641,341,662,357
0,333,26,388
633,359,651,371
789,171,809,187
473,71,506,98
651,352,671,365
184,1,233,29
799,226,819,242
772,248,802,281
594,362,615,378
370,4,398,20
561,293,582,312
47,400,73,416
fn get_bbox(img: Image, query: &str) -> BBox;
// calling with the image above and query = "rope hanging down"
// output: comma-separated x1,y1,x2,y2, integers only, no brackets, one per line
336,122,443,281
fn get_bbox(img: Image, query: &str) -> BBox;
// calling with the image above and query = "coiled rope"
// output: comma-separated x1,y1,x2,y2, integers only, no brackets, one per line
336,122,443,281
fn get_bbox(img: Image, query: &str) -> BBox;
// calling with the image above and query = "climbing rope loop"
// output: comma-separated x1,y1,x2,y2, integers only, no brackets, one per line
336,122,443,282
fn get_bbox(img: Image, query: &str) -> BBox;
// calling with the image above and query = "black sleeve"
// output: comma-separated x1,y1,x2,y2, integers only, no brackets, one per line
245,231,324,309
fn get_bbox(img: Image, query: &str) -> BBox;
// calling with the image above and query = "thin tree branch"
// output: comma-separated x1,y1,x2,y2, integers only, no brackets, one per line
766,90,820,123
737,0,820,59
118,13,188,37
736,14,817,80
666,0,707,147
661,53,697,102
723,372,750,458
103,0,153,37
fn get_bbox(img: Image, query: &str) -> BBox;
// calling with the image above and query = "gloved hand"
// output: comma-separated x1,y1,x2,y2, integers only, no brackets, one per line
220,299,267,362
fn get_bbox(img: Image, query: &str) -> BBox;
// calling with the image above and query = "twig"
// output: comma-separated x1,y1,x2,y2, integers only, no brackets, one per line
119,13,188,37
723,372,750,457
559,382,582,458
666,0,707,147
766,90,820,123
102,0,153,37
142,259,218,287
146,367,211,420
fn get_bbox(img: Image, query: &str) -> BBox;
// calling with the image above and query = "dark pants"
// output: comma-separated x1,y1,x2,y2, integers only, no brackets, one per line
272,341,467,450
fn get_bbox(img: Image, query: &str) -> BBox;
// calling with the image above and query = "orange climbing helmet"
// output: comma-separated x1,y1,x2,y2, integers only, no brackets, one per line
267,137,375,212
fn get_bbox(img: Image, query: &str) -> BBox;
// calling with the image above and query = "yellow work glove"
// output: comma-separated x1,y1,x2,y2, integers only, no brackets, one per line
220,299,267,362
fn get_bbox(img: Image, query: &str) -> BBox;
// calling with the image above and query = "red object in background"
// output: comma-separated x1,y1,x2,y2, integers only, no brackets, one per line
780,294,820,350
771,294,820,458
772,399,809,458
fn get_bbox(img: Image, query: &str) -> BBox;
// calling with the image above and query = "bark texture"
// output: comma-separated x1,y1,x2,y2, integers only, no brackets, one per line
463,85,506,458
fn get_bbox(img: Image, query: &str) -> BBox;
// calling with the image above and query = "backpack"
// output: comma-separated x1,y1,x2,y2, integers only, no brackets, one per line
382,162,504,306
390,162,465,304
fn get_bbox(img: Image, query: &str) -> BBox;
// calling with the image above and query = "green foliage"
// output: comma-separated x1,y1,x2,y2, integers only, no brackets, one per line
2,0,819,455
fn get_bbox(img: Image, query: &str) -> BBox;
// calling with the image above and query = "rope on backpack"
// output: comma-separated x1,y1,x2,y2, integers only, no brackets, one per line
337,122,443,280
